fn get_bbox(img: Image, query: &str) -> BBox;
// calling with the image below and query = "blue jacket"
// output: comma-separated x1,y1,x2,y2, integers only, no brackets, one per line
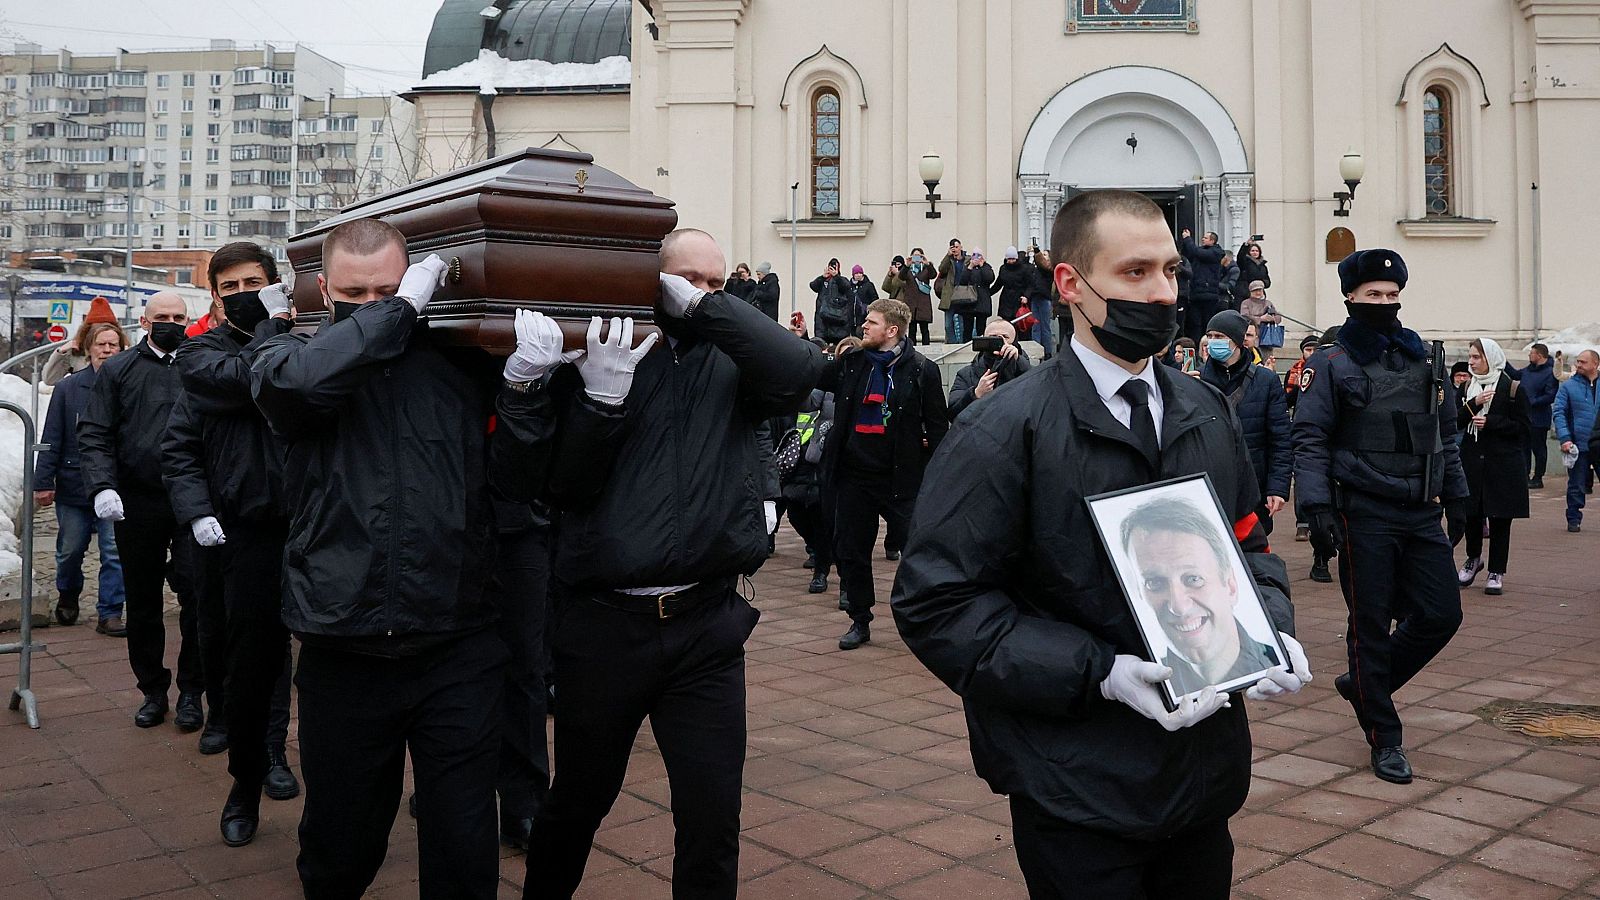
1517,360,1558,428
1553,373,1598,447
35,364,99,505
1201,358,1292,501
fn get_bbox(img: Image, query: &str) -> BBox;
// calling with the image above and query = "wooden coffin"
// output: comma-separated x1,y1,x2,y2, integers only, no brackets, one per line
285,147,677,353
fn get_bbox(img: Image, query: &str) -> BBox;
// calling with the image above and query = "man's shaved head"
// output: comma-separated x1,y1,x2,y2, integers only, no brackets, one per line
144,291,188,318
660,228,727,293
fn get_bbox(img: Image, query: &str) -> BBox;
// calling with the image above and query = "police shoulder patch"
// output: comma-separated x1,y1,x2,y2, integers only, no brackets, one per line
1299,367,1316,392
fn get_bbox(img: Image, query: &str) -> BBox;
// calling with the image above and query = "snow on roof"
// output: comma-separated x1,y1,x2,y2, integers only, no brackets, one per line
413,50,630,93
1528,322,1600,360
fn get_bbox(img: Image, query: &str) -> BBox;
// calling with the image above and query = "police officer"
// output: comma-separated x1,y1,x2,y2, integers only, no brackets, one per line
1291,248,1469,785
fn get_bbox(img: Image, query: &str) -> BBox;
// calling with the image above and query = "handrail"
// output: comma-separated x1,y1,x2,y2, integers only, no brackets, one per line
0,339,70,376
0,400,44,728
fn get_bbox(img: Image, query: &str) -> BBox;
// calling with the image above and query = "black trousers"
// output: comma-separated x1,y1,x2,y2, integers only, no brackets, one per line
296,629,508,900
220,520,293,787
1526,425,1548,479
494,526,552,821
115,506,202,700
913,321,932,345
784,498,833,575
1008,797,1233,900
1183,294,1220,345
832,471,912,623
1336,493,1463,749
192,542,228,722
526,589,757,900
1449,515,1513,574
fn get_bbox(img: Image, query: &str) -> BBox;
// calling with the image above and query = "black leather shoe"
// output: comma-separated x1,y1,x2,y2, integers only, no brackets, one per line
838,592,848,611
802,553,816,570
263,747,300,800
220,781,261,847
1309,558,1332,583
1334,673,1356,705
1528,477,1544,489
885,549,901,561
408,792,418,819
173,693,204,733
500,810,533,850
1371,746,1413,784
53,595,79,626
808,573,828,594
134,695,167,728
198,721,229,755
839,621,871,651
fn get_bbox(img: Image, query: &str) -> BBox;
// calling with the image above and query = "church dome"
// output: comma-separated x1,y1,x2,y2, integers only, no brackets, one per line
423,0,632,79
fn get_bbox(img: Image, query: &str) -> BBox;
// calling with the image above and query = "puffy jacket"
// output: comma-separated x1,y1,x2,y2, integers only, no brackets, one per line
495,291,822,592
35,365,99,504
1179,235,1226,300
817,339,950,501
892,347,1293,838
1201,358,1292,500
948,345,1032,417
811,274,855,343
251,298,523,639
77,339,183,510
1554,373,1598,447
1517,360,1558,429
992,261,1033,324
750,273,781,321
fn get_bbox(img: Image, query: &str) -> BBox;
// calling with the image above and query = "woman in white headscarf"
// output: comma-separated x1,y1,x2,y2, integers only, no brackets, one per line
1451,337,1530,595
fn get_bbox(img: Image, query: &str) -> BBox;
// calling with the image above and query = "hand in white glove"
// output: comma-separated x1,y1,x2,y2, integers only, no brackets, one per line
658,272,706,319
190,516,227,547
1100,654,1230,732
397,254,449,313
259,279,293,319
575,316,659,406
93,489,125,522
763,500,778,535
504,309,582,383
1245,632,1313,701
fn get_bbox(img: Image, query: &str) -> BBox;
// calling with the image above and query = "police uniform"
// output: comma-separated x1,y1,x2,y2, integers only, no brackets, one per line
1291,249,1468,780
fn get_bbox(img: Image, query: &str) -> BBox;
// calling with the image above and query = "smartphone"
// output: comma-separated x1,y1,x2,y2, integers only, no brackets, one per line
1180,346,1196,371
972,335,1004,353
1250,234,1265,242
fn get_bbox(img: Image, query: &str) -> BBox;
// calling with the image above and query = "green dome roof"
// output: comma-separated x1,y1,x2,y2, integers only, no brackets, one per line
423,0,632,79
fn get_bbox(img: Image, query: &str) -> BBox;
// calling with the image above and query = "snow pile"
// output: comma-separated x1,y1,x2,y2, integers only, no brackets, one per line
0,374,51,580
1527,322,1600,362
414,51,631,94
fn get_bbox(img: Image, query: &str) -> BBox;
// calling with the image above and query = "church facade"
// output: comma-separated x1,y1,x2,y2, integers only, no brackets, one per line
409,0,1600,341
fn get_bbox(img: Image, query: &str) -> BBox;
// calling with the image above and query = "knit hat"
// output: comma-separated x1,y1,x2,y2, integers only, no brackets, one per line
1337,248,1408,295
1004,246,1019,260
851,264,864,276
84,296,118,325
756,262,771,275
1450,361,1470,377
1206,309,1249,350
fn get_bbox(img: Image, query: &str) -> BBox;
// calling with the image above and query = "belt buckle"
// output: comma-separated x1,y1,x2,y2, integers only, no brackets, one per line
656,592,677,620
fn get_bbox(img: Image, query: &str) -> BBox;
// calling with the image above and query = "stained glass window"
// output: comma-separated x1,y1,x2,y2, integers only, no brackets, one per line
811,88,841,218
1423,87,1454,217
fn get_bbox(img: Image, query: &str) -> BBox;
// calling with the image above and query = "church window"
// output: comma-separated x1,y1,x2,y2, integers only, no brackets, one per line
1422,87,1454,217
811,88,841,218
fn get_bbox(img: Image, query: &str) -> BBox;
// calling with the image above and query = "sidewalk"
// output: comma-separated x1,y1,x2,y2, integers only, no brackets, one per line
1,485,1597,898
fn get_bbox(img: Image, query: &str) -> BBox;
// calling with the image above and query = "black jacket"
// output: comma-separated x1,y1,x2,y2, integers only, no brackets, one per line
891,348,1293,838
948,346,1031,417
162,320,292,527
1456,371,1531,519
35,364,100,505
1236,252,1271,294
77,338,183,510
1180,235,1226,301
811,274,855,343
993,261,1032,324
495,291,822,591
960,262,997,318
251,298,524,639
751,273,781,322
817,340,950,501
1201,358,1292,501
726,276,758,303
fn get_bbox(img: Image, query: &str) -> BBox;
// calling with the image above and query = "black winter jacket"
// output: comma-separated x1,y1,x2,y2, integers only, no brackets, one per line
1180,235,1226,301
751,273,781,322
817,340,950,501
77,339,183,510
960,263,997,318
1201,358,1292,501
948,346,1031,418
35,364,99,504
993,261,1032,324
812,274,856,343
892,348,1293,838
495,291,822,591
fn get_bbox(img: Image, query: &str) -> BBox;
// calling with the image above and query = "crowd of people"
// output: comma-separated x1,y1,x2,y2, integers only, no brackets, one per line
23,186,1600,899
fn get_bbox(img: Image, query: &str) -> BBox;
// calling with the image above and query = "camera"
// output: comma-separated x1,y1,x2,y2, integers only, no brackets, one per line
972,335,1004,353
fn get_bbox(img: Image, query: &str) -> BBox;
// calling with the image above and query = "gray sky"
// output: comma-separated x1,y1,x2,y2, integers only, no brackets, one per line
0,0,446,95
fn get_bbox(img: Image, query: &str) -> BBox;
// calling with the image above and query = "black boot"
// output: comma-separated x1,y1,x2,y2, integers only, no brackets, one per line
198,714,229,755
220,780,261,847
808,572,828,593
53,592,80,626
838,620,871,651
1309,556,1332,583
500,807,533,851
173,692,204,733
263,746,300,800
803,552,816,570
134,695,167,728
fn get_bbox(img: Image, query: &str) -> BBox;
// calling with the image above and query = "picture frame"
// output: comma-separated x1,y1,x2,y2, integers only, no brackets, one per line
1086,473,1289,711
1065,0,1199,34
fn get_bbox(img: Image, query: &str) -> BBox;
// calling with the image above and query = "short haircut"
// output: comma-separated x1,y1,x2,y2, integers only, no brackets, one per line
911,247,925,256
81,322,127,353
323,218,407,271
1119,495,1233,575
985,316,1007,328
868,298,911,333
1579,349,1599,364
207,241,278,290
949,238,961,246
1049,189,1165,275
1532,343,1549,358
661,227,716,262
1205,231,1218,242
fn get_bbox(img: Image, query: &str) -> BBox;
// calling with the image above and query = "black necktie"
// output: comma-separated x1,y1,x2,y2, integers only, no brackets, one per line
1116,379,1159,467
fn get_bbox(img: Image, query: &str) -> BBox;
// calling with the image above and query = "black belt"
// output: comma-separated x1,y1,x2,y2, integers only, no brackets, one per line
589,578,735,620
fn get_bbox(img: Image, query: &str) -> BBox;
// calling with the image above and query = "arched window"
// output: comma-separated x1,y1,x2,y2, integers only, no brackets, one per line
1423,87,1454,217
810,88,841,218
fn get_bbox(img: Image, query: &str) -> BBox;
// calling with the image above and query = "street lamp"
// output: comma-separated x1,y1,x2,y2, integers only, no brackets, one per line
919,152,945,220
1333,151,1365,217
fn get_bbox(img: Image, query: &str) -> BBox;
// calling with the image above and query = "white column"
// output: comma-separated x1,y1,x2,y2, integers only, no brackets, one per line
1019,175,1048,250
1222,173,1255,251
1201,179,1222,238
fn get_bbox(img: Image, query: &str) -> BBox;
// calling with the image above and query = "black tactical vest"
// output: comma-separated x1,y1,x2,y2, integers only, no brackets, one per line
1331,349,1442,482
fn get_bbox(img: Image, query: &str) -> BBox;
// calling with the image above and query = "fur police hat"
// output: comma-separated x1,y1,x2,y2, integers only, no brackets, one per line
1338,248,1408,295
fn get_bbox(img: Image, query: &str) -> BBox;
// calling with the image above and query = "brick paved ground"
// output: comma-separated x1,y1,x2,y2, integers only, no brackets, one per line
1,485,1598,899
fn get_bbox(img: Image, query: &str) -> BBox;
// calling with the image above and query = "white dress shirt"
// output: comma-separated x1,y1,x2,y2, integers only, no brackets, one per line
1068,335,1165,444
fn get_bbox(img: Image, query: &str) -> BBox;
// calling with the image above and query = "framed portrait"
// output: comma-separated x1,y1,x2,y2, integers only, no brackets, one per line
1066,0,1199,33
1086,474,1289,711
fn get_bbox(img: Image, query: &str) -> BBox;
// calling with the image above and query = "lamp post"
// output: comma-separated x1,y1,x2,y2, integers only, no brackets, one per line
123,156,139,323
1333,151,1365,217
790,182,799,319
4,273,24,358
919,152,944,220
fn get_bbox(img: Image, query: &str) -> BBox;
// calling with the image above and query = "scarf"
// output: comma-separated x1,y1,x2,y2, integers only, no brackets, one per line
855,343,902,434
1466,337,1506,437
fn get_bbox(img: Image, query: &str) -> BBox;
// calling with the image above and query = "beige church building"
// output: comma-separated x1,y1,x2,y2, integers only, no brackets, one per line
408,0,1600,342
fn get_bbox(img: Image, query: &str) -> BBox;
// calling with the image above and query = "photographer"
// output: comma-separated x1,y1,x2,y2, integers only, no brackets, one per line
811,258,855,344
949,318,1032,417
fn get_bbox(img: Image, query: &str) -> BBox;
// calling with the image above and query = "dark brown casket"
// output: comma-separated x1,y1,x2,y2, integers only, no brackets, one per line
286,147,677,354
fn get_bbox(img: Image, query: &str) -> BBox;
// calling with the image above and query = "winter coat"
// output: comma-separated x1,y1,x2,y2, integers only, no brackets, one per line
41,347,90,386
849,277,879,321
1238,294,1281,325
811,273,856,343
1201,358,1292,501
817,341,949,502
891,347,1294,838
960,263,997,318
35,364,100,504
993,261,1033,324
1516,360,1558,429
1455,372,1530,519
948,345,1032,417
1179,235,1226,302
726,276,758,303
882,264,935,323
935,252,968,311
750,273,781,321
1218,264,1242,307
495,291,822,591
1237,253,1271,294
77,338,184,512
1553,373,1598,447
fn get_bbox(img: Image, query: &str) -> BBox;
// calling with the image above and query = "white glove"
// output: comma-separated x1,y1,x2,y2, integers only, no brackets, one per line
1100,654,1230,732
763,500,778,535
259,280,293,318
190,516,227,547
658,272,706,319
575,316,659,406
504,309,582,383
1246,632,1313,701
93,489,125,522
397,254,449,313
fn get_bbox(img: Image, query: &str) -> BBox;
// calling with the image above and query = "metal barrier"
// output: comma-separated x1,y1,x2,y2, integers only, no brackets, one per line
1,338,75,429
0,400,44,728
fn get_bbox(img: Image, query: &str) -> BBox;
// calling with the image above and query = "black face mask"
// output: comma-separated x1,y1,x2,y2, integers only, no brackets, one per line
148,321,186,353
1079,277,1179,364
1344,300,1401,332
327,296,362,324
223,289,268,337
